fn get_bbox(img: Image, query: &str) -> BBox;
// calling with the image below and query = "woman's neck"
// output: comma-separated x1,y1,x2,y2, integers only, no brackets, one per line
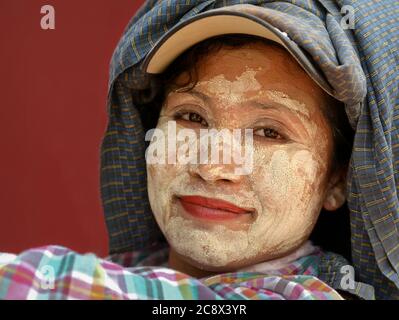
167,241,317,278
168,249,218,278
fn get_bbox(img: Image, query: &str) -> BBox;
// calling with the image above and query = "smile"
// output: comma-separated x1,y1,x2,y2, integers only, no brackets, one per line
177,195,254,221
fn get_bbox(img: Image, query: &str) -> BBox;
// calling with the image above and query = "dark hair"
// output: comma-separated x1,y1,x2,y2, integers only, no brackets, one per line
135,34,355,261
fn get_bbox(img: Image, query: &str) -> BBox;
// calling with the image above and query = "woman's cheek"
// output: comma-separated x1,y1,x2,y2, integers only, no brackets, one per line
251,147,324,231
290,150,326,211
147,162,167,229
146,121,188,229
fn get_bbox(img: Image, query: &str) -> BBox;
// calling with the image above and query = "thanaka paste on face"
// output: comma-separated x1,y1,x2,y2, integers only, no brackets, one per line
195,69,310,119
146,43,335,272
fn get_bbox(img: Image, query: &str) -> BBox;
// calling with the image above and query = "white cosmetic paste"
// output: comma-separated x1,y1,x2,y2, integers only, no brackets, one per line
152,148,321,268
196,67,262,105
147,67,329,269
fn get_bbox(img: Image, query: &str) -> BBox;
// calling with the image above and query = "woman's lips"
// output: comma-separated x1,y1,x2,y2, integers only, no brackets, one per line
178,195,253,221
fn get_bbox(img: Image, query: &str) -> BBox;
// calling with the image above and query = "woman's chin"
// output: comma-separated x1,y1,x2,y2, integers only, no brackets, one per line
174,250,257,273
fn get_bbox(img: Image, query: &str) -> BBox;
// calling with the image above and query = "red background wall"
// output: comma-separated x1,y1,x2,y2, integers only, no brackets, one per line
0,0,144,257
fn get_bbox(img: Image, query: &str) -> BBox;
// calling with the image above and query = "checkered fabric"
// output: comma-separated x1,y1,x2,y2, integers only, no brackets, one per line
0,244,348,299
100,0,399,299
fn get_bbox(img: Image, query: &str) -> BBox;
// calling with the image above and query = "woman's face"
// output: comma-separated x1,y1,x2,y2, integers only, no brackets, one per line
146,42,346,271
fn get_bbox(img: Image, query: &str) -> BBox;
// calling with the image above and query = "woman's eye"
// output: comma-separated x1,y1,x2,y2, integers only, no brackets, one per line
177,112,208,126
254,127,283,140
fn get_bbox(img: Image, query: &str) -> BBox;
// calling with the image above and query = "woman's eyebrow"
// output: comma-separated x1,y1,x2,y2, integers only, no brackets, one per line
173,88,310,120
248,96,310,120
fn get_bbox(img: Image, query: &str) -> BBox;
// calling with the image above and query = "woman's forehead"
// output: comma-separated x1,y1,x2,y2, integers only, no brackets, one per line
164,43,333,154
173,43,329,111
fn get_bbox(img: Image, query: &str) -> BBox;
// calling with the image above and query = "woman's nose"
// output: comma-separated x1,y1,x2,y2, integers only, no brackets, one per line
188,162,244,184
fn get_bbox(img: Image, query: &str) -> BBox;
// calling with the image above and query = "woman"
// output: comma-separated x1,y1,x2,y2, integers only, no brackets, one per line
1,0,398,300
143,34,352,276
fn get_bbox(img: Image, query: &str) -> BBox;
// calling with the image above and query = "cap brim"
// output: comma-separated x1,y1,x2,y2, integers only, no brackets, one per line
142,9,334,97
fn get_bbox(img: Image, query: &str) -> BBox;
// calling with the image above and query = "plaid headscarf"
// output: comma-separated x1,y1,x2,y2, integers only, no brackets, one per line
100,0,399,299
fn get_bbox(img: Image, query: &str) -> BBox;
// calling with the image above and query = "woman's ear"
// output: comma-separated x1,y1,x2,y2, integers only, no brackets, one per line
322,168,347,211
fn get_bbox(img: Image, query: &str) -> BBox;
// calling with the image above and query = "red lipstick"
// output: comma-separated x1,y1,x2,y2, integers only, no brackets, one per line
178,195,252,221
